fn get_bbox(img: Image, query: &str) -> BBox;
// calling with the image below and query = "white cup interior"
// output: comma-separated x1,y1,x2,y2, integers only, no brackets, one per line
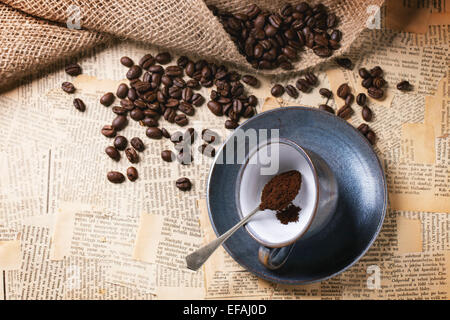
238,140,318,247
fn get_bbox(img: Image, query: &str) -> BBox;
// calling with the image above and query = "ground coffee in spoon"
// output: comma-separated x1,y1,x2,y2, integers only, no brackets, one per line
259,170,302,211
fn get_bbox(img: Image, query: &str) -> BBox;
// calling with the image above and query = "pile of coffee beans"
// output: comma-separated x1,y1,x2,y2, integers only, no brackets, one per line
336,83,354,119
62,63,86,112
358,66,386,100
271,70,318,98
209,2,343,70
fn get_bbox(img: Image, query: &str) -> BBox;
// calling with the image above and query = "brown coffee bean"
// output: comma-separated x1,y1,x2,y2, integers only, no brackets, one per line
305,72,318,86
120,56,134,68
368,87,384,99
296,78,311,93
61,82,76,93
337,105,353,119
285,85,298,98
362,106,373,121
319,88,332,99
361,77,373,89
225,119,238,129
370,66,383,78
271,84,284,97
198,144,216,157
179,101,195,116
140,117,158,127
335,58,352,70
366,130,376,145
175,114,188,126
313,46,332,57
105,146,120,161
126,65,142,80
161,128,170,139
99,92,115,106
101,125,116,138
356,93,367,106
165,66,183,77
161,150,174,162
139,54,155,69
130,108,144,121
345,93,354,106
242,75,259,87
182,87,193,102
129,137,145,152
337,83,350,99
155,52,171,64
358,68,370,79
319,104,334,114
107,171,125,184
397,80,412,91
65,63,82,76
73,98,86,112
126,167,138,182
207,101,223,116
111,115,128,131
176,177,191,191
177,56,189,68
113,136,128,150
125,147,139,163
373,77,386,89
357,123,370,135
146,127,163,139
116,83,129,99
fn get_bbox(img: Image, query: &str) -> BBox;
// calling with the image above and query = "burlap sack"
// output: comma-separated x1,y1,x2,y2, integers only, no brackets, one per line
0,0,384,90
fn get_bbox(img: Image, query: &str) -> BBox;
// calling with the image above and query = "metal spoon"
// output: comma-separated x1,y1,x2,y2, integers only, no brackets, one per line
185,206,260,271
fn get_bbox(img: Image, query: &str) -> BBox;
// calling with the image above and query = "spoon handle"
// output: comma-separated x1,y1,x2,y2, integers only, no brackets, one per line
186,206,260,271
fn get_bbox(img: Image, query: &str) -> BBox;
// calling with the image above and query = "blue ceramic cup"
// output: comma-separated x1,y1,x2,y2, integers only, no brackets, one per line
236,138,338,270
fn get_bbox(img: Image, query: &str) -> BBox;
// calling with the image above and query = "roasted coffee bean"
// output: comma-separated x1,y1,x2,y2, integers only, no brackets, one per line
126,167,138,182
357,123,370,135
358,68,370,79
125,147,139,163
177,56,189,68
337,105,353,119
165,66,183,77
165,98,179,108
330,30,342,42
73,98,86,112
135,81,152,93
146,127,163,140
397,80,412,91
335,58,352,70
247,95,258,106
126,65,142,80
373,77,385,88
361,77,373,89
345,93,354,106
101,125,116,138
176,177,191,191
225,119,239,129
366,130,376,145
305,72,318,86
313,46,332,57
173,77,186,88
368,87,384,99
319,104,334,114
337,83,350,99
105,146,120,161
113,136,128,150
207,101,223,116
356,93,367,106
370,66,383,78
182,87,193,102
140,117,158,127
296,78,311,92
111,115,128,131
198,144,216,157
243,106,255,118
139,54,155,69
161,150,174,162
175,114,188,126
164,108,176,123
100,92,115,106
362,106,373,121
271,84,284,97
179,101,195,116
161,128,170,139
285,85,298,98
120,56,134,68
155,52,171,64
65,63,82,76
107,171,125,184
130,108,144,121
242,75,259,87
116,83,129,99
127,88,138,101
129,137,145,152
319,88,332,99
61,82,76,93
186,79,200,89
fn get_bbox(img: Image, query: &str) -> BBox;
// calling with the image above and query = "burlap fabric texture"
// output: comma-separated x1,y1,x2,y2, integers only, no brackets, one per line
0,0,384,89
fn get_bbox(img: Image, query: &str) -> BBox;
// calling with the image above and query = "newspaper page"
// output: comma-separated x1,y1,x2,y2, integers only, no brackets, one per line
0,1,449,300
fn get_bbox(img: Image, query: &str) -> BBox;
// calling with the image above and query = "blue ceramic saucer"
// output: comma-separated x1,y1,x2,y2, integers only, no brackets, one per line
206,106,387,285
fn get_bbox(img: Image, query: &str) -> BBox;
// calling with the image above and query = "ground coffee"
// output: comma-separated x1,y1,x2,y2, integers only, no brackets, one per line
259,170,302,211
276,204,301,225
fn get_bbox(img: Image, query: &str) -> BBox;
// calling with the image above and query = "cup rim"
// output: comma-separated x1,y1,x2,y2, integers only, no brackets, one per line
234,137,320,248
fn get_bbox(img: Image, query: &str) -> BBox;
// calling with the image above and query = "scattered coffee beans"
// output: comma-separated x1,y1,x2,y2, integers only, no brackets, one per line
271,84,284,97
362,106,372,121
126,167,138,181
62,82,76,94
114,136,128,150
65,63,82,76
285,85,298,98
105,146,120,161
120,56,134,68
101,125,116,138
100,92,115,106
73,98,86,112
161,150,174,162
107,171,125,184
358,66,386,100
319,104,334,114
130,137,145,152
125,147,139,163
176,177,192,191
356,93,366,106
